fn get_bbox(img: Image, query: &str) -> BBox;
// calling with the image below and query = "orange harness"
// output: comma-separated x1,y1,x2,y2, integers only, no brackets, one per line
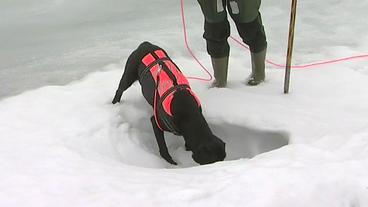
141,50,201,134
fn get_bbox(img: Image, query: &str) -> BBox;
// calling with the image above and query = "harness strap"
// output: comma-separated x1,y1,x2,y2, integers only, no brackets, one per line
153,74,165,132
160,61,178,86
153,78,186,135
159,84,189,106
158,84,189,135
140,57,171,80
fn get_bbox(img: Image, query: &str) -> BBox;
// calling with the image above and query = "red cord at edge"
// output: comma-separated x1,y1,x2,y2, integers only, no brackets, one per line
180,0,368,79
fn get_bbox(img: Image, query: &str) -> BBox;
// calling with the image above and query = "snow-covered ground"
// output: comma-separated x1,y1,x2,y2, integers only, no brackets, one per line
1,0,368,206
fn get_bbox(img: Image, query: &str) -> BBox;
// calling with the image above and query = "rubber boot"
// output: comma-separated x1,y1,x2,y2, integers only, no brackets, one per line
211,57,229,88
247,48,266,86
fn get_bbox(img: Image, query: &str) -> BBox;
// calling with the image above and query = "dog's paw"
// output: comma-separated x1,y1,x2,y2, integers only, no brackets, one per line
112,96,121,104
112,92,123,104
165,157,178,165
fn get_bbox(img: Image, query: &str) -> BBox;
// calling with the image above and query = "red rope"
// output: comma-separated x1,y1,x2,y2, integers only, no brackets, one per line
180,0,368,77
229,36,368,69
180,0,212,82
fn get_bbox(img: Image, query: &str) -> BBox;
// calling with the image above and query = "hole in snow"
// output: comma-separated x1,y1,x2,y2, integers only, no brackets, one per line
209,122,289,161
158,121,289,168
113,103,289,168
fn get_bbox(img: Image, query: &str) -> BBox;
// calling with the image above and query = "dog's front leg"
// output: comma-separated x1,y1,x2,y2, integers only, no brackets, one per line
112,50,140,104
150,116,177,165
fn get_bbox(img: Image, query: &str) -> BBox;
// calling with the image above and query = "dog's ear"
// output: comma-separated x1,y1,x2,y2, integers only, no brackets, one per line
218,136,226,149
214,135,226,161
192,145,213,165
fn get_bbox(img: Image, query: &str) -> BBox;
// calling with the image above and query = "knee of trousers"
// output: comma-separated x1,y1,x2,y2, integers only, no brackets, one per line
235,14,267,53
203,20,230,58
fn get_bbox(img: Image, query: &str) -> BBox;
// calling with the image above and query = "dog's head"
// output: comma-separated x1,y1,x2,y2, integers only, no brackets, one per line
192,135,226,165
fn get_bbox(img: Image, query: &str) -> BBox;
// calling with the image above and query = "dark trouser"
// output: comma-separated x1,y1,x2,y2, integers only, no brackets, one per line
197,0,267,57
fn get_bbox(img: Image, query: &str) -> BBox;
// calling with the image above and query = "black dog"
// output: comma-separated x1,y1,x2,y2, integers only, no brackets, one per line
112,41,226,165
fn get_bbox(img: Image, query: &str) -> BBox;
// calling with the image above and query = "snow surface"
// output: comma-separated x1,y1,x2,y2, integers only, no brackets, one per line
1,0,368,206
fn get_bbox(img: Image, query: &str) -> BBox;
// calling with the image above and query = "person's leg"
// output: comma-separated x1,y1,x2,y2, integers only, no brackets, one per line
227,0,267,85
197,0,230,87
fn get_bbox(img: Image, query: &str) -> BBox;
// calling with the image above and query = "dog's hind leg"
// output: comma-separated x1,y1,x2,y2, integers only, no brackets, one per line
150,116,177,165
112,50,140,104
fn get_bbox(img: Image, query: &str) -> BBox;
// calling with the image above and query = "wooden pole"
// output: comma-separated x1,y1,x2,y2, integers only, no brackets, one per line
284,0,298,94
